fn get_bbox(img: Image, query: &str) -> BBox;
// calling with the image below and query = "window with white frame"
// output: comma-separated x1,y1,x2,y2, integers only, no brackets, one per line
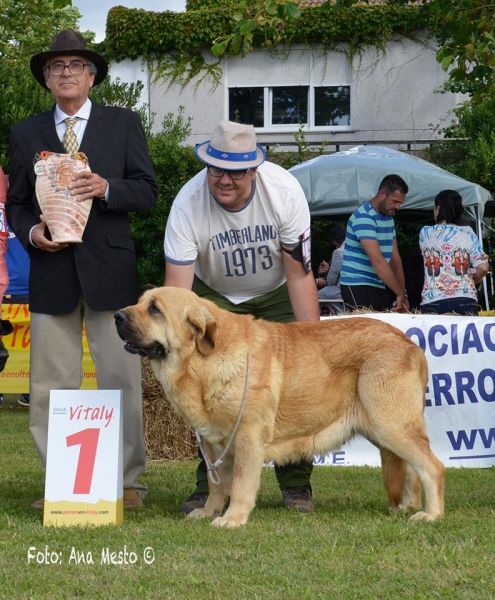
226,47,351,131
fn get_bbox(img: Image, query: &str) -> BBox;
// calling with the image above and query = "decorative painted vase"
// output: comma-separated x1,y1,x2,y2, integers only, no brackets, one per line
34,152,92,244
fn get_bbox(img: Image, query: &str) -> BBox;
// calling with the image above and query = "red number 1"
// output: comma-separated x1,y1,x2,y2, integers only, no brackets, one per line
66,428,100,494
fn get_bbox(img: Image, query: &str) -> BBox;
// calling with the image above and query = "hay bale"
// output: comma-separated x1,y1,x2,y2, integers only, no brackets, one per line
141,358,197,460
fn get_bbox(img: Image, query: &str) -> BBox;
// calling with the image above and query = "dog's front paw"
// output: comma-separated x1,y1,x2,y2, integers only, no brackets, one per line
390,500,422,515
409,510,443,522
211,515,246,528
398,500,422,513
185,508,216,520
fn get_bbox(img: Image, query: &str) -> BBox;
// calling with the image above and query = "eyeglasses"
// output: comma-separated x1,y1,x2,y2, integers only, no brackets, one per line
207,165,250,180
46,60,90,76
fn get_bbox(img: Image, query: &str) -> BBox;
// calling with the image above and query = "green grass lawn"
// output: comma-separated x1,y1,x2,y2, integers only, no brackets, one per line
1,399,495,600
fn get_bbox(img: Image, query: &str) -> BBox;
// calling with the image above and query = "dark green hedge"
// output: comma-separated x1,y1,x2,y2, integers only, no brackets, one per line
131,110,203,285
103,3,432,62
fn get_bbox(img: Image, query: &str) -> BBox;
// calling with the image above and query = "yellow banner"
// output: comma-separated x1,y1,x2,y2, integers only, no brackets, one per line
0,304,97,394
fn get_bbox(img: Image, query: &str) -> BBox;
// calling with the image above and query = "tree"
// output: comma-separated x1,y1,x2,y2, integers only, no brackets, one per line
0,0,81,169
130,108,203,285
334,0,495,106
430,0,495,105
211,0,301,56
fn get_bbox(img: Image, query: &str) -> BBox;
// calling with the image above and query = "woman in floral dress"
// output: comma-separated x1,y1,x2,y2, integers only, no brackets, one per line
419,189,490,315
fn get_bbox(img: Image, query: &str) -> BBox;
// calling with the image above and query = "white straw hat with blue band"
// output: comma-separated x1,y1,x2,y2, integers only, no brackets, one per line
195,120,266,170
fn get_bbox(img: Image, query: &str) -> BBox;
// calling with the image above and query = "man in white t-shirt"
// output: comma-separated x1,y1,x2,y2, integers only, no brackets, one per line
164,120,320,515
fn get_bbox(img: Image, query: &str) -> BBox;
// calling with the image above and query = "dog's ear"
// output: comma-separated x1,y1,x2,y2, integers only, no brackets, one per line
186,306,217,356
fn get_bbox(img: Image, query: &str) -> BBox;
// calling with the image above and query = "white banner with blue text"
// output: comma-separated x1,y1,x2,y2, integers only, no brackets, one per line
316,314,495,468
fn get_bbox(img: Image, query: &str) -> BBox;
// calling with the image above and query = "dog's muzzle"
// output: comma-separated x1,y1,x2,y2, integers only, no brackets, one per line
114,310,166,359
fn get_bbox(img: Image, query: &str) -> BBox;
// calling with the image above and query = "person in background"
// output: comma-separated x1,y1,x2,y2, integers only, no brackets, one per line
419,189,489,315
315,259,329,289
0,168,9,301
164,120,320,515
340,174,410,312
6,30,158,508
0,167,13,406
2,224,30,406
403,242,424,312
317,225,345,304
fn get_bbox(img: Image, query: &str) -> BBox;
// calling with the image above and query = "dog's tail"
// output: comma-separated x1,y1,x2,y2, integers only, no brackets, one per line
380,447,422,513
380,448,406,510
412,344,429,409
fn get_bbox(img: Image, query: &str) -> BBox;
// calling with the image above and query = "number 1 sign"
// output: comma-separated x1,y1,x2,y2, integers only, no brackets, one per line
43,390,123,527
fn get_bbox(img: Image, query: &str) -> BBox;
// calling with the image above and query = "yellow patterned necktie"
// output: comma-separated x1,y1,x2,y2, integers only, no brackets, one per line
62,117,78,154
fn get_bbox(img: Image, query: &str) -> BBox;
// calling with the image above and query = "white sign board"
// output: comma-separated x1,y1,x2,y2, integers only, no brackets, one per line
44,390,123,527
316,314,495,468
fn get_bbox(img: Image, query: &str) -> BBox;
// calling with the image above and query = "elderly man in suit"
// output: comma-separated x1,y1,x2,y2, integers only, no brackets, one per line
6,30,158,508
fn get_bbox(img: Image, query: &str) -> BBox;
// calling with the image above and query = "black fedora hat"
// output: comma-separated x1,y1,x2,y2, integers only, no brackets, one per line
30,30,108,90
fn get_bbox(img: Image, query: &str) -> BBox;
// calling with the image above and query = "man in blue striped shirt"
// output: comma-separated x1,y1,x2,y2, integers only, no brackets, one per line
340,174,410,312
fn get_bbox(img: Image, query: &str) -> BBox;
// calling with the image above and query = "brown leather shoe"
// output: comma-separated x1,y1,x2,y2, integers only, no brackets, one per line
124,488,144,509
31,498,45,509
282,486,314,513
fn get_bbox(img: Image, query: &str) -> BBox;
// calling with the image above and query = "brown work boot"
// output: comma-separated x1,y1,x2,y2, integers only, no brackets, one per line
178,492,209,515
123,489,144,509
282,486,314,513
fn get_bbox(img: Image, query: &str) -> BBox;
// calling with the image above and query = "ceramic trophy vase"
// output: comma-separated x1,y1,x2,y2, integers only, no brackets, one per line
34,152,92,244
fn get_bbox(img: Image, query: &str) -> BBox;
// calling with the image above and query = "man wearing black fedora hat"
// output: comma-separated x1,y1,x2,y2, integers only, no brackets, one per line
164,120,320,514
6,30,158,509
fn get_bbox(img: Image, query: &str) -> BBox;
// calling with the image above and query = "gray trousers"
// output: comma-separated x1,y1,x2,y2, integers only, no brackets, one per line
29,298,147,496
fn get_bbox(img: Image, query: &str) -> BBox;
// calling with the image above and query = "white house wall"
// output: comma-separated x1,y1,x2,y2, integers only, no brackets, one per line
135,35,465,149
350,35,464,144
148,58,225,144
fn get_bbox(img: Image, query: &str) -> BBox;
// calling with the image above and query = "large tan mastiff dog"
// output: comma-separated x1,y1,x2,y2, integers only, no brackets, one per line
115,287,445,528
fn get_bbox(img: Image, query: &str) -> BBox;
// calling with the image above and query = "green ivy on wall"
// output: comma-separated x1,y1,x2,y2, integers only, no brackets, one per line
102,2,434,86
186,0,240,9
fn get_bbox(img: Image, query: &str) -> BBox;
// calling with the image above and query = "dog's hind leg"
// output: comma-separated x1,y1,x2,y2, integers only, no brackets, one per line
402,428,445,521
400,463,422,513
375,424,445,521
379,448,421,514
360,363,445,521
